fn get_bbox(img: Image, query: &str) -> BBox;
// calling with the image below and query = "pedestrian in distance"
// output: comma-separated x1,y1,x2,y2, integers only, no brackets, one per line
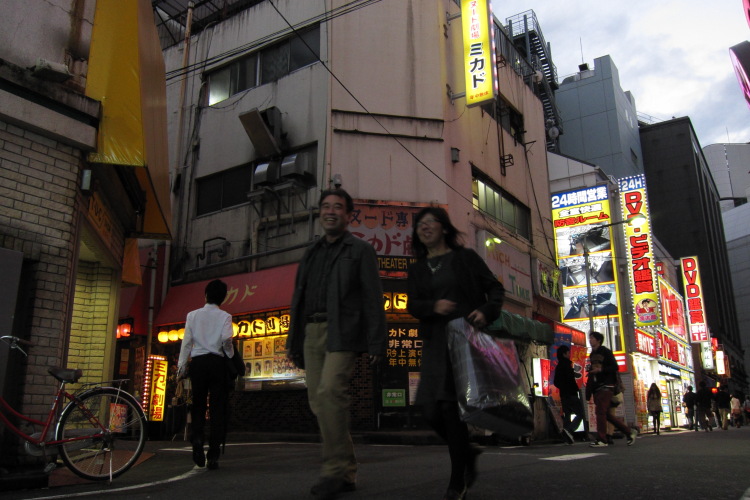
286,188,387,500
695,381,714,432
715,385,732,430
683,385,697,430
647,383,662,435
553,344,585,445
730,392,742,428
407,206,505,500
585,331,637,448
177,279,235,470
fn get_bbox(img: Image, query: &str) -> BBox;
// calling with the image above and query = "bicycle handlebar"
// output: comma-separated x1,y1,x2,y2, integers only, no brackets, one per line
0,335,36,347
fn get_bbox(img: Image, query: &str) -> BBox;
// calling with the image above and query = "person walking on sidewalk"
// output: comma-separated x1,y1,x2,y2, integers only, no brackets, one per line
683,385,697,430
286,188,387,500
585,331,637,448
647,383,663,435
407,206,505,500
695,381,714,431
177,279,234,470
553,345,585,444
715,385,732,430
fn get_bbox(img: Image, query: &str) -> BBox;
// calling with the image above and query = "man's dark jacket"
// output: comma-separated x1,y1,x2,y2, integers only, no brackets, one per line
286,231,387,364
554,357,580,398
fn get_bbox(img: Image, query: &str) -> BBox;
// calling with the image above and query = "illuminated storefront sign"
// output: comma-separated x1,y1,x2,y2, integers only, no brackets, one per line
532,358,551,397
634,329,657,357
533,258,563,305
680,256,709,343
658,278,687,341
551,186,625,353
349,202,429,278
657,331,688,368
142,355,167,421
716,349,726,375
700,342,715,370
619,175,660,328
460,0,497,107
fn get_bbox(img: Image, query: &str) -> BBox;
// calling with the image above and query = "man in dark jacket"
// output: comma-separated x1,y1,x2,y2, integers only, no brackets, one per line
286,188,386,500
586,331,637,447
553,345,584,444
695,381,715,431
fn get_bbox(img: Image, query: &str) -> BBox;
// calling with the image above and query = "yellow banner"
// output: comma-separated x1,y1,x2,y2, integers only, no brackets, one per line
461,0,497,107
619,175,660,328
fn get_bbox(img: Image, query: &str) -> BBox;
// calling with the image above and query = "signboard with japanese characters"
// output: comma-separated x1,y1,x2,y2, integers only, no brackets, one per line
460,0,497,107
619,175,660,328
148,358,168,422
658,278,688,341
349,202,430,278
680,256,709,343
551,186,625,354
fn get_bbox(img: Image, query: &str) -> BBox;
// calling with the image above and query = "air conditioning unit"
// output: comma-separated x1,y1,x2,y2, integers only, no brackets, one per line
239,107,284,157
253,161,280,186
280,152,315,183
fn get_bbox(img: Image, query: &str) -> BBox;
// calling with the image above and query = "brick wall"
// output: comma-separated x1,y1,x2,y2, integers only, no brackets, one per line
69,260,115,385
0,120,81,420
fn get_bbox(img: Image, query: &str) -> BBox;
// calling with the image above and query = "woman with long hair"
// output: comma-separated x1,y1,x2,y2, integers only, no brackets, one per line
407,207,505,500
647,383,662,435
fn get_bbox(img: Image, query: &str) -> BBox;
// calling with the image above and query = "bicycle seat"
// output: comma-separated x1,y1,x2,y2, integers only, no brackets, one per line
48,367,83,383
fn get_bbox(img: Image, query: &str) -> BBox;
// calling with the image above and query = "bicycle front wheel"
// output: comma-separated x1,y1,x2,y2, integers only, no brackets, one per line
56,387,147,481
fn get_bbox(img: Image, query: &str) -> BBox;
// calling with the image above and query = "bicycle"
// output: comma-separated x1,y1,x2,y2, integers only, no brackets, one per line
0,335,147,482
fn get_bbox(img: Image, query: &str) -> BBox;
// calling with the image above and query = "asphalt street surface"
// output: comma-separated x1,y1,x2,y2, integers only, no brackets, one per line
4,426,750,500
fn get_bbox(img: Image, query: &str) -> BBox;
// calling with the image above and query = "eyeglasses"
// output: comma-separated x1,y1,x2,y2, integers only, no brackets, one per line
416,218,440,228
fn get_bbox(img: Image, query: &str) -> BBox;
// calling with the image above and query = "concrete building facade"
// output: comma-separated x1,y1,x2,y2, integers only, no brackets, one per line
154,0,560,437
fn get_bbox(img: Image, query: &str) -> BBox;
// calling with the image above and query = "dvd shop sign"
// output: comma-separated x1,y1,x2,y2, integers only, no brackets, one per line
680,256,709,343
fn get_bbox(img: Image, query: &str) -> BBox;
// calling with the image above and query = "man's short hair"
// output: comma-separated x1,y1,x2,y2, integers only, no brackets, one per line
589,331,604,344
205,279,228,305
688,385,693,390
319,188,354,213
557,344,570,360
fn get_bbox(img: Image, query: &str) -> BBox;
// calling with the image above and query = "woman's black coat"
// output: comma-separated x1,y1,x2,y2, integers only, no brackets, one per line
407,247,505,405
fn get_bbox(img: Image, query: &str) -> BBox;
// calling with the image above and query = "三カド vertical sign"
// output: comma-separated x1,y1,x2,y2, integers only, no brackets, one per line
619,175,660,328
680,256,710,343
461,0,497,107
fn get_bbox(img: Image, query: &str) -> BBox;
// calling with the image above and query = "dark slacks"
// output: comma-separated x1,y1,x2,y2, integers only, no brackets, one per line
189,353,228,460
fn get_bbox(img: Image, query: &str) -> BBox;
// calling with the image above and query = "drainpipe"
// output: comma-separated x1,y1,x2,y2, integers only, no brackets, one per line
146,241,158,359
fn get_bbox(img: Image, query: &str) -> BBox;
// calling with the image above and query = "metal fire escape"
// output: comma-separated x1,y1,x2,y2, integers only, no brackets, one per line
505,10,563,152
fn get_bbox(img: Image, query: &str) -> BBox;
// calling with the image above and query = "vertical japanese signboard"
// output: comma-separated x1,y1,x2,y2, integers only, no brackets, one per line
680,256,709,343
551,186,625,353
149,358,168,421
460,0,497,107
619,175,660,328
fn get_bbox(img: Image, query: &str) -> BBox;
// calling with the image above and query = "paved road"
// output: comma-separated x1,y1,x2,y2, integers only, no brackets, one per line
5,427,750,500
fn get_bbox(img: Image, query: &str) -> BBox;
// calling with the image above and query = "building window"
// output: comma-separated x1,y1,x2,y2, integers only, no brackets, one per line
472,175,531,240
207,26,320,105
483,97,525,144
196,164,254,216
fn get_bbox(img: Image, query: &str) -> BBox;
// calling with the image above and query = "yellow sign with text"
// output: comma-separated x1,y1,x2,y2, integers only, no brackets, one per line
461,0,497,107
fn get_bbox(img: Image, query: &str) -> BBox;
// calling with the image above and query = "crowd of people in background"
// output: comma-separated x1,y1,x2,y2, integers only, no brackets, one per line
683,381,748,432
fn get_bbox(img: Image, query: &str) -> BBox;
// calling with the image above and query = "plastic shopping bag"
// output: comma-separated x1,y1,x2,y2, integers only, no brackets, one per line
446,318,533,438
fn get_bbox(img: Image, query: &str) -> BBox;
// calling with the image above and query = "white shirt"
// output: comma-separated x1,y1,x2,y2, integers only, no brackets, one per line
177,303,234,372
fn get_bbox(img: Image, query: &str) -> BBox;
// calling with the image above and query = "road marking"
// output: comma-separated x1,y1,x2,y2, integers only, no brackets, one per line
541,453,606,461
19,467,206,500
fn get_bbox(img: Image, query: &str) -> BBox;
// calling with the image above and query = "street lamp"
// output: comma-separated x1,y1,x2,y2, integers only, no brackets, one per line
582,215,647,334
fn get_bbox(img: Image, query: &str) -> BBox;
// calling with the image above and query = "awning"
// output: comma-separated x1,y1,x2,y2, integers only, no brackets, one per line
488,310,554,344
155,264,299,326
85,0,172,239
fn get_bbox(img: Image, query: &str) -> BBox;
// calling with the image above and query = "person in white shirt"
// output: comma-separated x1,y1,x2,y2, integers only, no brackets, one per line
177,279,234,470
